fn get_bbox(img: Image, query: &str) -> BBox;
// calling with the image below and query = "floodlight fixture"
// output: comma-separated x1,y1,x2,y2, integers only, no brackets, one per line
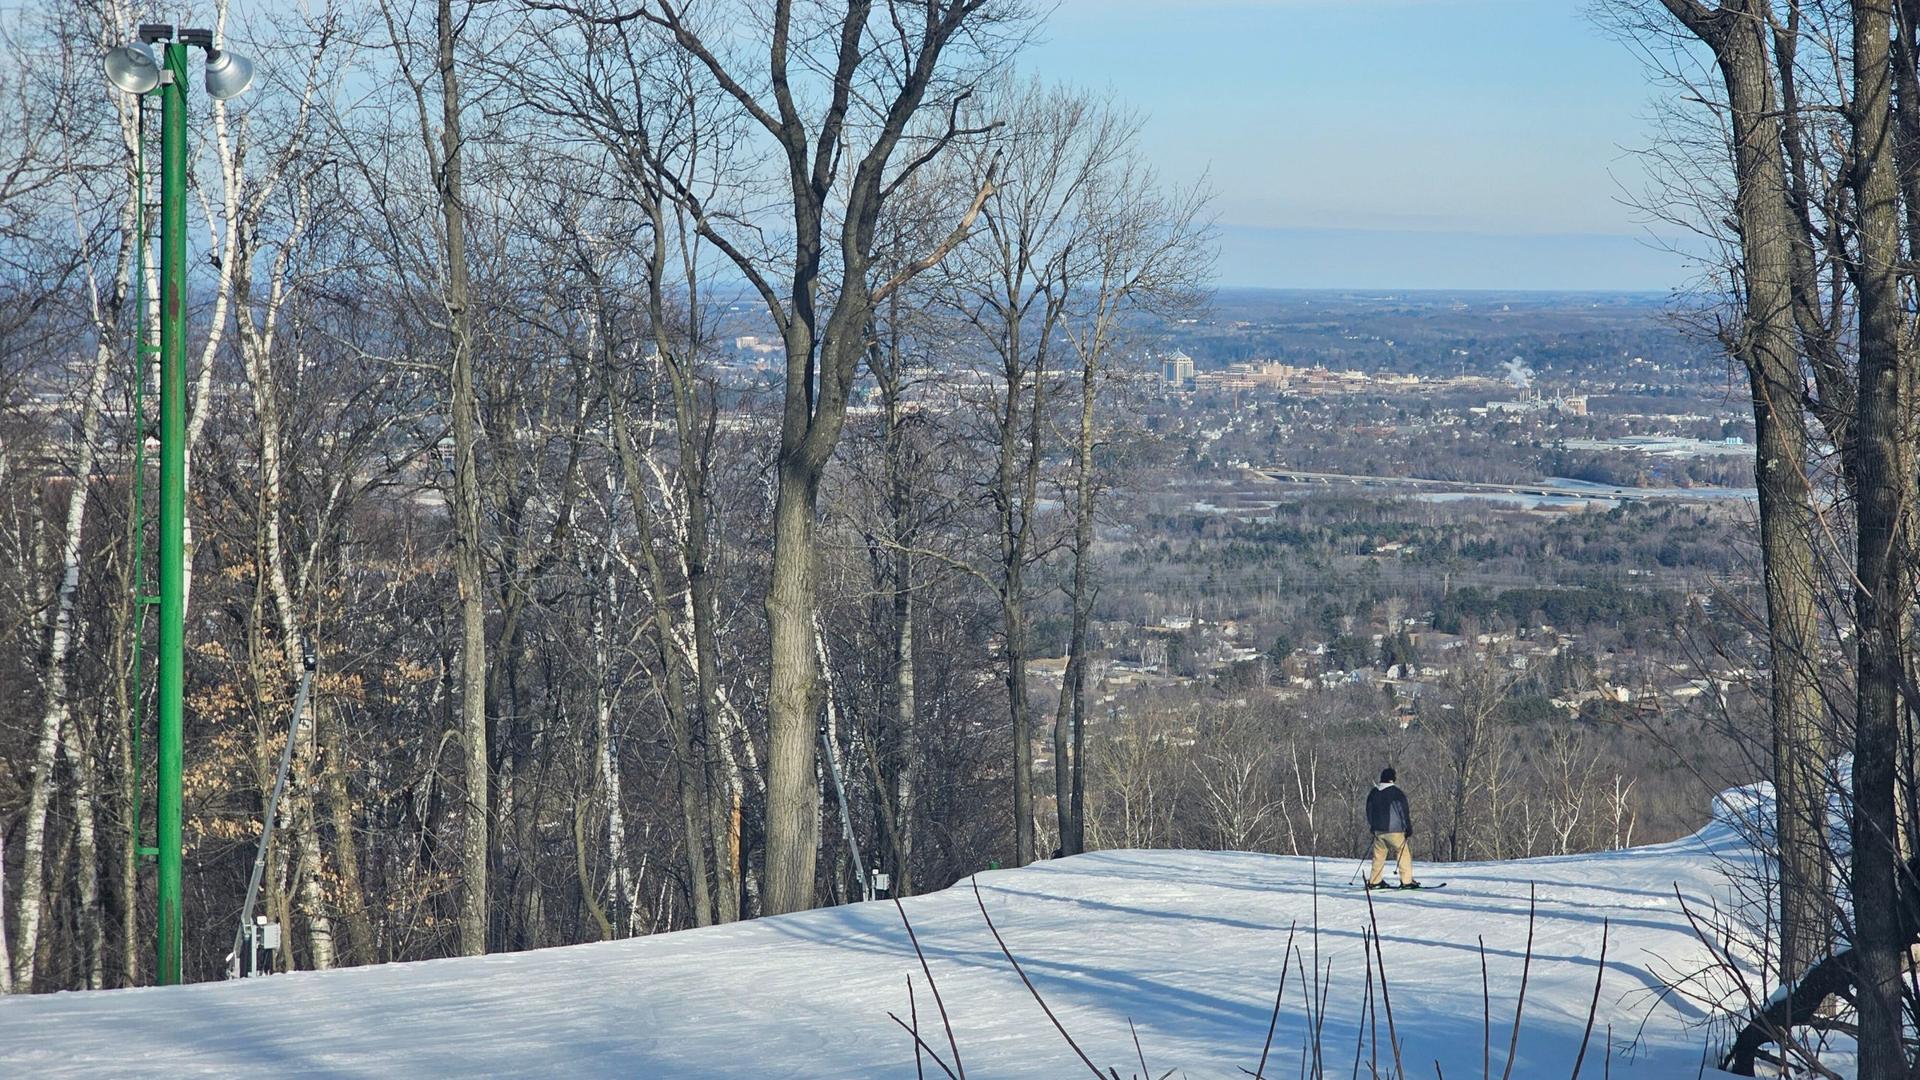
104,42,161,95
177,29,256,100
202,49,255,100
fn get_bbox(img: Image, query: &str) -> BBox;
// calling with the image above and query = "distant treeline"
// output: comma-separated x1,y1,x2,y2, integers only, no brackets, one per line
1429,586,1679,636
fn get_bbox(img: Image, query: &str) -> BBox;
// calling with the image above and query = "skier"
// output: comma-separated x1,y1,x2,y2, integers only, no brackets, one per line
1365,767,1421,890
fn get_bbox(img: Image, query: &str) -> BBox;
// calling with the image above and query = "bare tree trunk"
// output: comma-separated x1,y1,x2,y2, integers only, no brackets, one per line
428,0,490,958
232,173,344,972
884,424,919,892
992,295,1051,870
44,827,73,986
589,560,633,935
11,76,138,981
856,302,920,895
1050,363,1094,857
110,583,138,988
607,355,715,928
1441,660,1505,863
765,462,825,910
1001,359,1044,866
13,705,63,993
0,831,10,993
1753,358,1829,986
1449,764,1473,863
1847,4,1911,1075
622,1,1002,915
601,737,632,934
315,701,373,965
1656,0,1833,984
649,205,737,925
72,745,103,990
267,832,292,972
684,426,735,922
890,560,917,890
1066,604,1089,856
292,795,335,970
61,728,103,990
1050,625,1074,853
178,3,244,620
14,329,116,993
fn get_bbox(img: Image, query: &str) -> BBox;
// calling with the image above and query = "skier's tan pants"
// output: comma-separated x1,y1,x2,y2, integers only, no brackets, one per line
1367,831,1413,886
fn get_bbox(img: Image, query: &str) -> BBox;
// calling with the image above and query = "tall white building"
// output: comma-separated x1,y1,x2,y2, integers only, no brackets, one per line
1161,350,1195,386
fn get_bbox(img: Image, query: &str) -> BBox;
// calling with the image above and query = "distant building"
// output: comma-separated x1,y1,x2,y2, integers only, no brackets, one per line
1485,393,1586,417
1225,361,1296,387
1191,360,1335,393
733,335,783,356
1162,351,1195,387
1193,371,1255,391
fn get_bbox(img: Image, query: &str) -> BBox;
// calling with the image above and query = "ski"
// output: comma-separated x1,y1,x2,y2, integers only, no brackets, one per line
1363,882,1447,891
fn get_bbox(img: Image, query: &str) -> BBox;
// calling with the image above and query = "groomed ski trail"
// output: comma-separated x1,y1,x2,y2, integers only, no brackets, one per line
0,788,1771,1078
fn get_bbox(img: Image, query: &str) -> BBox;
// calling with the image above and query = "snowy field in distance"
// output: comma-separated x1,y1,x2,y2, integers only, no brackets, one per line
0,791,1775,1078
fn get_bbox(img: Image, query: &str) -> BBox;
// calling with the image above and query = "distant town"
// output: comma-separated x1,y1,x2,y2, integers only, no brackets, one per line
696,290,1763,847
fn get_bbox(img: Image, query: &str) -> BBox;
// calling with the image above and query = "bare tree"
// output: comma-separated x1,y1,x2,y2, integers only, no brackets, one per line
511,10,746,922
1617,5,1920,1068
1190,710,1281,851
943,80,1119,866
849,225,948,895
1430,651,1520,862
1617,0,1834,983
369,0,492,956
1843,4,1913,1073
1051,131,1210,855
611,0,1017,913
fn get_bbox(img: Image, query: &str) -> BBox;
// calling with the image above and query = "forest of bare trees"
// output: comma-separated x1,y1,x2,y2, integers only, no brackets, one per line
0,0,1219,990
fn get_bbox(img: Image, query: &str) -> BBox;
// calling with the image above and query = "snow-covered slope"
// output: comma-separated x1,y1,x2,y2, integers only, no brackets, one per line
0,794,1769,1078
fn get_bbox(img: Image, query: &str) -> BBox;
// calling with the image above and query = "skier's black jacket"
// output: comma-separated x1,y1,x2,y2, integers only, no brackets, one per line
1366,782,1412,835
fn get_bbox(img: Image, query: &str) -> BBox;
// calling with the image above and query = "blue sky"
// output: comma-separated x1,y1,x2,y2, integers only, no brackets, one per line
1025,0,1693,291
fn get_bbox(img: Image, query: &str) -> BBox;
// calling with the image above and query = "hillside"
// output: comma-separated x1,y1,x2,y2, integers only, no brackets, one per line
0,792,1777,1078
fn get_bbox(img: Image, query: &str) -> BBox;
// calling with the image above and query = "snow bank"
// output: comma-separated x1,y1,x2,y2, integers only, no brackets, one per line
0,797,1773,1078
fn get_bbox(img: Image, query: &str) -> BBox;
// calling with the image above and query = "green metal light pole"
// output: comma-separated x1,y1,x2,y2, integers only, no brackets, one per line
105,24,255,988
155,36,188,989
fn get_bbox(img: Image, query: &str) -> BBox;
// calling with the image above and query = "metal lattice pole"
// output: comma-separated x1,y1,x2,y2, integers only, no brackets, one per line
229,653,316,978
820,726,871,903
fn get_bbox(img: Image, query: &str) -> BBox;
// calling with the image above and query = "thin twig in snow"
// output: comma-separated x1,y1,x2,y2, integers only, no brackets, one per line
887,1013,959,1080
1498,885,1537,1080
895,896,964,1078
910,975,925,1080
1479,935,1490,1080
970,877,1108,1078
1364,887,1406,1080
1570,919,1610,1078
1253,920,1298,1079
1358,928,1377,1080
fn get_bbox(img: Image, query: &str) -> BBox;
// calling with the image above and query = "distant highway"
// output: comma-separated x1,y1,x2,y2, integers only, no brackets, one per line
1248,467,1754,503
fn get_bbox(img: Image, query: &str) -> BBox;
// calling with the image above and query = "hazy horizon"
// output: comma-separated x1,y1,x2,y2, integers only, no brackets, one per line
1032,0,1697,292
